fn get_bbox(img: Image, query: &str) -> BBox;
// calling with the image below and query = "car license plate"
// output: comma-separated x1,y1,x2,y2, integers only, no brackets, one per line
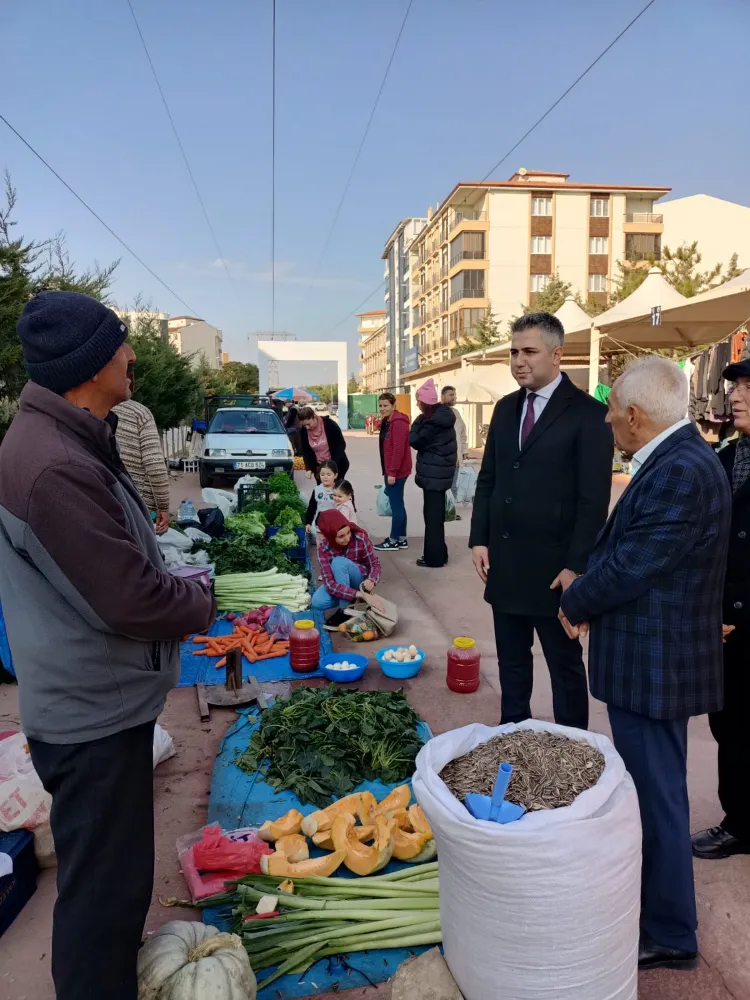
234,461,266,470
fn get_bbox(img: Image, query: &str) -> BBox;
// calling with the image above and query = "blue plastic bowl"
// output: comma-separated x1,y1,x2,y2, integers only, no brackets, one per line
320,652,368,683
375,646,425,679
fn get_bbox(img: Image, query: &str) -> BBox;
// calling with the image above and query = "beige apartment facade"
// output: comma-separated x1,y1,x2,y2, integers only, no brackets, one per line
409,169,671,366
659,194,750,274
168,316,223,369
357,310,387,394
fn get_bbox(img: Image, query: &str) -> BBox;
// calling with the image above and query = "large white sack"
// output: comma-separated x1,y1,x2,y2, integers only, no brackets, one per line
413,720,642,1000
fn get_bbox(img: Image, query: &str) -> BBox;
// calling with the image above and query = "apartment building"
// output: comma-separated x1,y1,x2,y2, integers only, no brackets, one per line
660,194,750,273
409,169,671,366
114,308,169,340
168,316,223,369
357,311,387,394
382,217,427,389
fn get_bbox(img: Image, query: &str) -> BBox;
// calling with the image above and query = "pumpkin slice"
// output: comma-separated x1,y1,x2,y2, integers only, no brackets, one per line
260,849,346,878
359,786,412,826
407,804,433,839
275,833,309,864
331,813,393,876
300,793,362,837
258,808,304,842
407,839,438,864
390,824,431,861
312,820,376,851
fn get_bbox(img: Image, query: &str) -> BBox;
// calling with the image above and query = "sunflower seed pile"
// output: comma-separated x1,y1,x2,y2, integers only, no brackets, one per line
440,730,605,811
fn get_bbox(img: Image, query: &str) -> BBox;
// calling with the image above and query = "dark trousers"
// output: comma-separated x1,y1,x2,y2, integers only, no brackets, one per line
28,721,156,1000
422,489,447,567
492,610,589,729
384,476,407,541
709,631,750,840
608,705,697,954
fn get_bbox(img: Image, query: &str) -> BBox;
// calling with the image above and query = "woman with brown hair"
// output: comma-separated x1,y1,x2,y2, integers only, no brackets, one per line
298,406,349,481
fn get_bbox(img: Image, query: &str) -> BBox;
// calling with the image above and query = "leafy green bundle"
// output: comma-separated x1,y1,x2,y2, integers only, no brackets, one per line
204,536,307,577
226,511,267,539
235,685,424,807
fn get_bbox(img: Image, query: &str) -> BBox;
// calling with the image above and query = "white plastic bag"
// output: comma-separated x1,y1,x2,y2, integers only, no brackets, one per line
0,732,53,865
153,724,176,768
156,527,193,552
413,721,641,1000
444,491,456,522
183,526,212,545
455,463,478,504
201,487,237,517
234,475,262,492
375,485,392,517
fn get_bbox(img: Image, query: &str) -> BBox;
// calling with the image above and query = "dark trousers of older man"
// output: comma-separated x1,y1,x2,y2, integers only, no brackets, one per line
608,705,697,953
28,721,155,1000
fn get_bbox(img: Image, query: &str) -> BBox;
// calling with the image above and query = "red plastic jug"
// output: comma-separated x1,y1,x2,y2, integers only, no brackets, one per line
447,636,481,693
289,619,320,673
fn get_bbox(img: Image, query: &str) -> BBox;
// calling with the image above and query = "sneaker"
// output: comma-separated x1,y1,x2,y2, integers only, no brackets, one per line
398,538,409,549
374,538,401,551
323,608,350,631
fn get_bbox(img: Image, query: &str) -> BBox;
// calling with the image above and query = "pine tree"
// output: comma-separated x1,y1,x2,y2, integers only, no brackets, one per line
523,274,573,315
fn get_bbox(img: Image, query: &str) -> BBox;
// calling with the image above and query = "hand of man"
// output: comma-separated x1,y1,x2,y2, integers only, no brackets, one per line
155,510,170,535
550,568,579,594
387,476,396,486
558,608,589,640
305,523,311,535
722,624,736,642
471,546,490,584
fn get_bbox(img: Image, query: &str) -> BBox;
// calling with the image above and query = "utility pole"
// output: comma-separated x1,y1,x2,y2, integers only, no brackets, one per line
250,331,296,391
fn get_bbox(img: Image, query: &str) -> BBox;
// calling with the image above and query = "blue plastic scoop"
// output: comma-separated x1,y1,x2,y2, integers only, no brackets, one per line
464,761,526,824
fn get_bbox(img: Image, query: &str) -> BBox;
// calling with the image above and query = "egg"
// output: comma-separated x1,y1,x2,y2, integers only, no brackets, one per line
408,645,418,657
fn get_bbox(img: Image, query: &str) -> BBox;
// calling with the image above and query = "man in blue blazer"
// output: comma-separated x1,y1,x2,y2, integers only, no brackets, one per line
560,356,730,972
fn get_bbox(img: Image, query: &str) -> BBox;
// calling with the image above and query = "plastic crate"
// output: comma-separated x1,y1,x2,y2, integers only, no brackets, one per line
0,830,37,938
266,526,306,560
237,482,270,512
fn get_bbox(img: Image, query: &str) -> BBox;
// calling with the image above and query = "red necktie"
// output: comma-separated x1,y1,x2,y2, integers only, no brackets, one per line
521,392,537,447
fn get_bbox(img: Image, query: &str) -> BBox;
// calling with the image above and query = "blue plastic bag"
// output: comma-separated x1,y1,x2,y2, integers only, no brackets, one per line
375,485,392,517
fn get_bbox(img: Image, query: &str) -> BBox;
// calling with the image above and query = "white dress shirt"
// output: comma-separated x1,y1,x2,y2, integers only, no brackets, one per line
630,418,691,477
518,372,563,448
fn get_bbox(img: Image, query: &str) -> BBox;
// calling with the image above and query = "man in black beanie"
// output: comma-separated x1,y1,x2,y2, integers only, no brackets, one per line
0,291,216,1000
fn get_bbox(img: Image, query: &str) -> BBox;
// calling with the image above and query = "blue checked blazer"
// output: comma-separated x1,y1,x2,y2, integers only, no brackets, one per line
561,423,731,720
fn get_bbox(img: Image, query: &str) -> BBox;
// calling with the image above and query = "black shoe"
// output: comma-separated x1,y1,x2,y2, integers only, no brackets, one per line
416,558,445,568
374,538,400,551
692,826,750,860
638,937,698,972
398,538,409,549
323,608,349,631
454,513,462,521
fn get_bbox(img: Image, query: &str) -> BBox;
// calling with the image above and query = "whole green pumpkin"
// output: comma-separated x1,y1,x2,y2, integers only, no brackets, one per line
137,921,257,1000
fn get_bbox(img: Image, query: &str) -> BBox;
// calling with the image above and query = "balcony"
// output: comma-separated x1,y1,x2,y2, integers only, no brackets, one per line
623,212,664,235
440,263,449,278
450,288,485,305
449,209,487,233
450,249,486,268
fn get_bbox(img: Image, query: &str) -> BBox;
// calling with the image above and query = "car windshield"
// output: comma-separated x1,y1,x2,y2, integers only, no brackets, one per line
208,409,285,435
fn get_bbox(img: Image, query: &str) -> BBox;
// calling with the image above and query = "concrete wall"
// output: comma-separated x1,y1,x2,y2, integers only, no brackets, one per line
660,194,750,272
554,191,587,297
258,340,349,429
487,190,530,326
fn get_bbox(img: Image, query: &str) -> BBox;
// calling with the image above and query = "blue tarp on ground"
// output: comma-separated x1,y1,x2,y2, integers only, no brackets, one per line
203,709,433,999
0,599,14,678
177,612,333,687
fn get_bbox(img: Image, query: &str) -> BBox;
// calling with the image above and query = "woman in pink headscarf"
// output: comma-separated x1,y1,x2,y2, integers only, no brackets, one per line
409,379,456,568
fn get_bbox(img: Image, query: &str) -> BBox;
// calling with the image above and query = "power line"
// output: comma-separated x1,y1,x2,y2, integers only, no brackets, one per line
0,112,201,315
125,0,239,301
463,0,659,200
301,0,414,307
321,280,385,336
271,0,277,333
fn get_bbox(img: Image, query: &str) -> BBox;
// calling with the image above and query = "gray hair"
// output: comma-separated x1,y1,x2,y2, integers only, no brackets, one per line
614,356,688,426
511,312,564,349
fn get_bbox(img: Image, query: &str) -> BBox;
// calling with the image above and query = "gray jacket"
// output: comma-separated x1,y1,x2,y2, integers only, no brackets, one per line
0,383,216,744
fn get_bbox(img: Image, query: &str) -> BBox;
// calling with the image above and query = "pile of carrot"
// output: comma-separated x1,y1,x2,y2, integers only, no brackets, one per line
192,627,290,669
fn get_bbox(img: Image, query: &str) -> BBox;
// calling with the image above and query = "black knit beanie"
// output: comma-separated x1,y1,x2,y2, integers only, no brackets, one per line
17,290,128,393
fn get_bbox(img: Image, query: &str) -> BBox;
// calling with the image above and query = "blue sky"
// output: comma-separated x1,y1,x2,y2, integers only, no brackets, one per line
4,0,749,385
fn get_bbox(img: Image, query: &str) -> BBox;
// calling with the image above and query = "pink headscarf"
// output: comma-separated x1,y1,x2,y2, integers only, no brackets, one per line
416,378,438,406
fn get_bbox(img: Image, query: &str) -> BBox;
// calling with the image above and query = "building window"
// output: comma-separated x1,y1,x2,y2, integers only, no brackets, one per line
531,236,552,254
588,274,607,292
590,198,609,217
589,236,608,255
402,310,410,330
530,274,551,293
531,197,552,216
449,232,485,267
625,233,661,262
450,269,485,304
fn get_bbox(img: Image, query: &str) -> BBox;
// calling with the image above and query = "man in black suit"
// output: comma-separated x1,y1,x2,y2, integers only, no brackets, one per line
469,312,613,729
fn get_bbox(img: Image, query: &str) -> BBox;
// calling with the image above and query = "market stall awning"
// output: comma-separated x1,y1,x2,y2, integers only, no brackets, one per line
658,268,750,345
448,374,502,404
272,387,321,401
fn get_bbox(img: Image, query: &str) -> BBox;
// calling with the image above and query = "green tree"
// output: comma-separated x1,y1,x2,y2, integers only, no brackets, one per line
307,385,337,404
451,308,504,357
660,241,721,297
347,373,360,394
723,252,743,282
0,172,118,438
220,360,259,393
125,309,202,431
523,274,573,315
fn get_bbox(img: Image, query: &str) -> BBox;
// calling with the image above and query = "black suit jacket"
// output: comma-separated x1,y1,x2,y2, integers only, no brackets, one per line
719,441,750,628
469,373,613,616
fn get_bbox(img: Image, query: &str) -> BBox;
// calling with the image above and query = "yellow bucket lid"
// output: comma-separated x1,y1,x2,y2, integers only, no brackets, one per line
453,636,475,649
295,620,316,630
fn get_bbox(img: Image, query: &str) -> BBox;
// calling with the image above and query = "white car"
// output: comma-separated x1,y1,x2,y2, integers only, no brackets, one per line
199,407,293,487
